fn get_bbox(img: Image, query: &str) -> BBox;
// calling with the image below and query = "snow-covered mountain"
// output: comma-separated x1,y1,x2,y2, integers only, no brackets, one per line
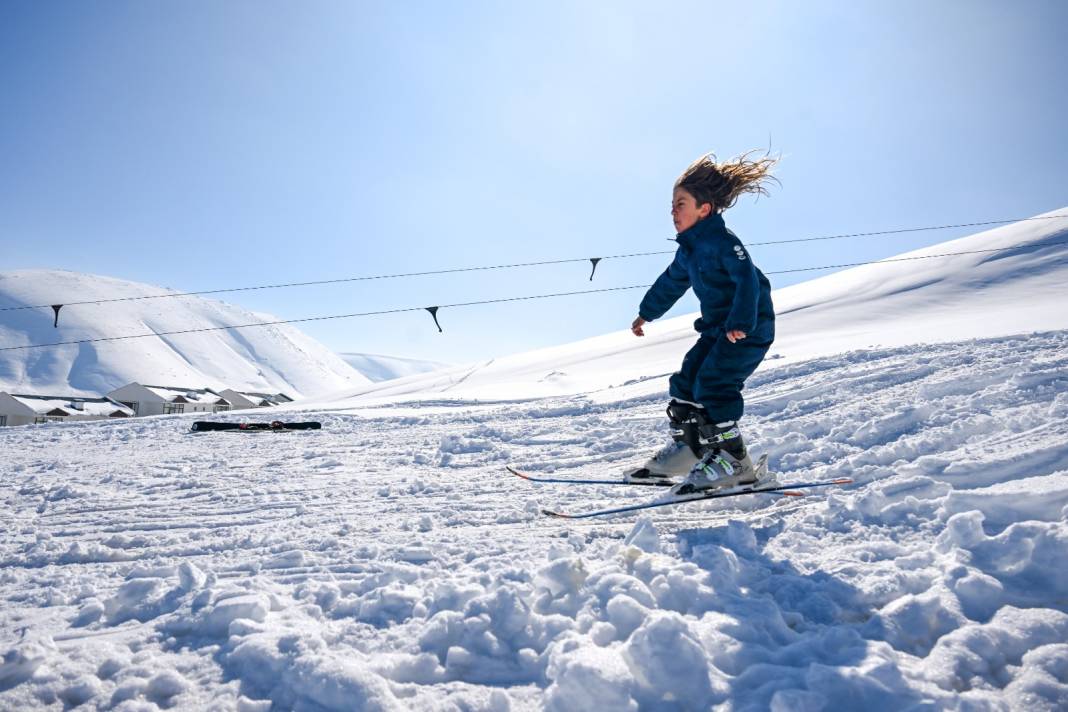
0,270,370,398
308,207,1068,408
339,352,449,383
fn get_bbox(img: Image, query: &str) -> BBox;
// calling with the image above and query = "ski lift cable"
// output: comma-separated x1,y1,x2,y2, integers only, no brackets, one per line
1,239,1065,352
1,285,652,351
1,213,1065,313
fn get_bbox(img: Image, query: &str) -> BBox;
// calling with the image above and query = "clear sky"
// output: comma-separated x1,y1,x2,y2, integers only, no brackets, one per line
2,1,1066,365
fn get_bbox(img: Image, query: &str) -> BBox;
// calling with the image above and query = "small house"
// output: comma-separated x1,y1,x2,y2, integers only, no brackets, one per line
0,393,135,427
106,383,232,417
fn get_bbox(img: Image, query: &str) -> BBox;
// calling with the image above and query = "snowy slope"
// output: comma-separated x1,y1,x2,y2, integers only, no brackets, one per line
2,212,1068,711
339,352,450,383
0,270,370,398
312,208,1068,407
1,331,1065,710
769,207,1068,360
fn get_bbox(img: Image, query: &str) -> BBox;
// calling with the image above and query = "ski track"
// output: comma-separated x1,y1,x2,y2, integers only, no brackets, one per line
2,332,1067,710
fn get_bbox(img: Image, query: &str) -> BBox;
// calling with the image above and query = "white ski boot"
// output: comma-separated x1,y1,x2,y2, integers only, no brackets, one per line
623,440,701,483
672,449,771,496
623,399,712,483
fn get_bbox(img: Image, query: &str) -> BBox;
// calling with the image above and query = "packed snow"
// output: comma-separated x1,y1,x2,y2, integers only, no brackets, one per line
1,212,1067,710
0,270,369,398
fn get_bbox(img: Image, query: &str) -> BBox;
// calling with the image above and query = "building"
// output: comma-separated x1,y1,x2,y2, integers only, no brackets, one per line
106,383,233,417
216,389,292,409
0,393,135,427
0,383,289,427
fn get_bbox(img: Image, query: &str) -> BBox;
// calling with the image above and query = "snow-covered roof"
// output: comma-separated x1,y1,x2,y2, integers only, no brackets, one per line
233,391,292,405
142,385,229,405
6,394,135,417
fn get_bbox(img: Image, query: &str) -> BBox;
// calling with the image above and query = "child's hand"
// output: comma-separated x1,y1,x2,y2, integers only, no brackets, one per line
726,330,747,343
631,317,646,337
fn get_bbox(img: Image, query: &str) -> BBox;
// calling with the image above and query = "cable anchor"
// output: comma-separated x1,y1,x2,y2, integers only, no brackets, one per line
425,306,443,333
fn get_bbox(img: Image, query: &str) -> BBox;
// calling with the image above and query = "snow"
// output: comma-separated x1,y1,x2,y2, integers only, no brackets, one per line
0,270,370,398
141,386,227,405
1,211,1067,710
340,352,451,383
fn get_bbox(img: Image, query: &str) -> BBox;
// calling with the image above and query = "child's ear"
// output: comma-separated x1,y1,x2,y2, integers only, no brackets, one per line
699,202,713,218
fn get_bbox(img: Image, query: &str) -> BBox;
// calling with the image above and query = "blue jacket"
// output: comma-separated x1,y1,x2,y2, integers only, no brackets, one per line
638,213,775,337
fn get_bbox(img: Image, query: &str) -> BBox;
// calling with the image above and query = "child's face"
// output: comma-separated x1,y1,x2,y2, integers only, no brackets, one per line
671,188,712,233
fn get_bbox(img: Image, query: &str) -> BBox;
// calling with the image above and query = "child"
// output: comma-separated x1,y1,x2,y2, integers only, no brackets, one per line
628,151,778,492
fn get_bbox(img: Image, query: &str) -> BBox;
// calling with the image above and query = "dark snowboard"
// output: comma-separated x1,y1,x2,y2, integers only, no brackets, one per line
191,421,321,432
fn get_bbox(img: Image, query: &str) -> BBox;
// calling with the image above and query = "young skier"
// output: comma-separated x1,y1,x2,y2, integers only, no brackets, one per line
628,151,778,492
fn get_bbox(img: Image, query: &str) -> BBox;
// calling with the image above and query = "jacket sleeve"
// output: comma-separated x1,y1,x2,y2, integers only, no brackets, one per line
721,238,760,333
638,249,690,321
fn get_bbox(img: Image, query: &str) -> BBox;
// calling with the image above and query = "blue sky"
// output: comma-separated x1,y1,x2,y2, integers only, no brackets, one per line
2,1,1066,364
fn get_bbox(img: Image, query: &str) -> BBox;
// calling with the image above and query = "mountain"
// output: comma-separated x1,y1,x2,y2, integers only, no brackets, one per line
305,208,1068,408
0,270,370,398
339,352,449,383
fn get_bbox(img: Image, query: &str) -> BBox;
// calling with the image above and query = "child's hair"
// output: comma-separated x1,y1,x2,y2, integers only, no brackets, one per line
675,150,780,212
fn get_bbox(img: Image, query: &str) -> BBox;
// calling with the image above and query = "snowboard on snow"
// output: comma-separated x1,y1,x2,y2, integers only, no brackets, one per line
190,421,321,432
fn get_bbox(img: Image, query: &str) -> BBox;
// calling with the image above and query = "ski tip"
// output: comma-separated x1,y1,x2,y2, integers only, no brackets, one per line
540,508,575,519
832,478,854,485
779,490,806,497
506,466,533,480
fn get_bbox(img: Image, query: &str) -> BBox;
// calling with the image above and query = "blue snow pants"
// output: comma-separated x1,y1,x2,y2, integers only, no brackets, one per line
668,326,774,424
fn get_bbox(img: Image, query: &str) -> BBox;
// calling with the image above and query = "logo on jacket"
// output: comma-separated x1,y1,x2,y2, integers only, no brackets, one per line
733,245,748,261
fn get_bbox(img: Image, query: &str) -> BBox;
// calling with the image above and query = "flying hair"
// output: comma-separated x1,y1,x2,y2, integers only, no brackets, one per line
675,150,781,212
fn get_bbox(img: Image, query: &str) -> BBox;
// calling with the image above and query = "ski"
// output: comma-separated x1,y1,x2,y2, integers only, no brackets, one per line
506,466,677,487
506,454,770,489
190,421,322,432
540,477,853,519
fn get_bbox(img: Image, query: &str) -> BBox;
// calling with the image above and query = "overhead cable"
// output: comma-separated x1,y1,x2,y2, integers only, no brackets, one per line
2,239,1065,352
2,213,1065,314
